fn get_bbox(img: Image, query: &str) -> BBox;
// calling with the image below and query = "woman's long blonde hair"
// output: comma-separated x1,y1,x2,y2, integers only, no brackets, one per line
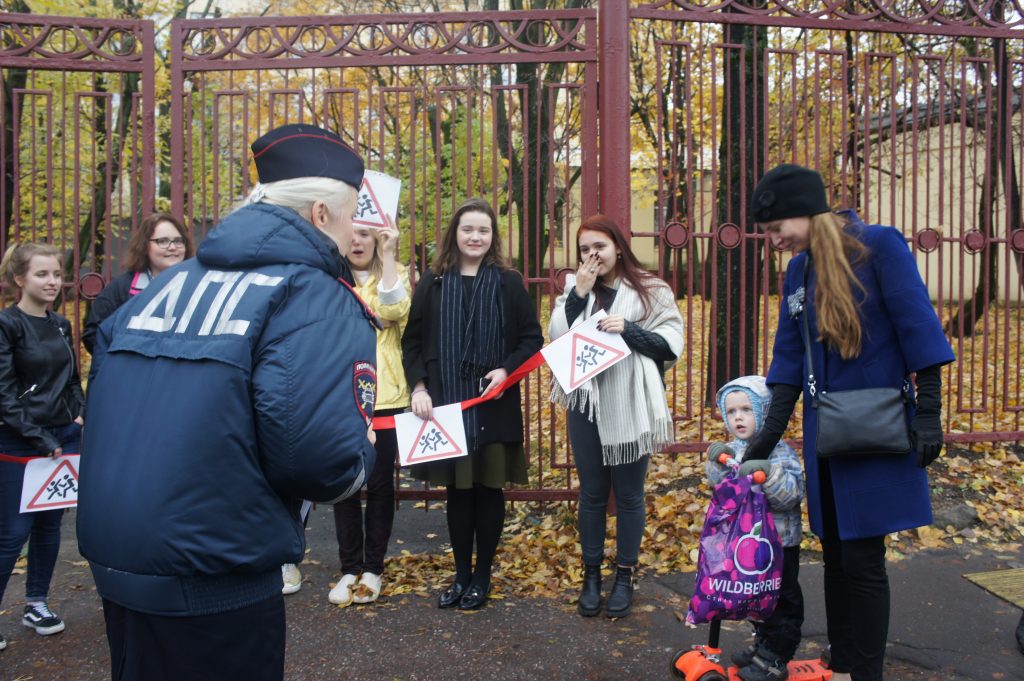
808,212,868,359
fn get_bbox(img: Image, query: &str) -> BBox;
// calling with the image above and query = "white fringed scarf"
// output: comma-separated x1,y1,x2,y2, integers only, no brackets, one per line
549,275,684,465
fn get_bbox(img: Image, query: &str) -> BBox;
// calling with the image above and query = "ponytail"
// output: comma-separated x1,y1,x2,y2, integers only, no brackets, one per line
808,213,867,360
0,242,61,301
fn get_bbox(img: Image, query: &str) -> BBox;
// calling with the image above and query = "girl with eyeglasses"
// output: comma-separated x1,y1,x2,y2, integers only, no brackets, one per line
82,213,194,354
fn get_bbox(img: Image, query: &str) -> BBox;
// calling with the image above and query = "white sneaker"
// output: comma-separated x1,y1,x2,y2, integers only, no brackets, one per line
281,563,302,595
328,573,359,606
352,572,382,604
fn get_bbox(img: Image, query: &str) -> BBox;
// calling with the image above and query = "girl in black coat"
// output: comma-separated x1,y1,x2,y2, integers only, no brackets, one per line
401,198,543,611
0,242,84,648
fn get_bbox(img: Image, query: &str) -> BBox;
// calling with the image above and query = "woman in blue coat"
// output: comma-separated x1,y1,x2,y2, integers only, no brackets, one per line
742,165,954,681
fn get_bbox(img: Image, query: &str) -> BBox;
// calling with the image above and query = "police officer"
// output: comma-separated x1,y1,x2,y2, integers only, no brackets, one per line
78,124,378,681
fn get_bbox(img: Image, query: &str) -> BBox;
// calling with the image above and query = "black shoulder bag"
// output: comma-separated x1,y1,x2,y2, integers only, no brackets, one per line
799,262,912,458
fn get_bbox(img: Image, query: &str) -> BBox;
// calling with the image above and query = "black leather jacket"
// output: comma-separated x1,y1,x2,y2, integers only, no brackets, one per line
0,305,84,454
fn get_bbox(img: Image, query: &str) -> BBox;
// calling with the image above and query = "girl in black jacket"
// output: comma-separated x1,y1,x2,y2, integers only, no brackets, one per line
0,242,84,649
402,198,543,611
82,213,193,354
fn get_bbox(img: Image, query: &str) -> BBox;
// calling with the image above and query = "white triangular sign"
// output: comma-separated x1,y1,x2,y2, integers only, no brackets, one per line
21,455,80,513
396,403,469,466
353,170,401,228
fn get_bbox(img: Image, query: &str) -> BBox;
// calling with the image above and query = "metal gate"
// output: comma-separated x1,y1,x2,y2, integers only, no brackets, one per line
0,13,155,344
168,8,600,500
2,3,1023,504
626,1,1024,450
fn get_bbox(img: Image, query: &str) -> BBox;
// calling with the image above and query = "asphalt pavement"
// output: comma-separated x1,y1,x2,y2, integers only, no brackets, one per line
1,505,1022,680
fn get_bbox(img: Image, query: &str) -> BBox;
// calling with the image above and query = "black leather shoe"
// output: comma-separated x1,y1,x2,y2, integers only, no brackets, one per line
457,584,489,610
605,565,635,618
577,564,602,617
437,581,468,609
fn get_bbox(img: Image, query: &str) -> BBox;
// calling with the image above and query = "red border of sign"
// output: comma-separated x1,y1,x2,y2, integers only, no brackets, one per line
568,333,626,390
26,457,80,511
406,417,465,464
352,177,388,228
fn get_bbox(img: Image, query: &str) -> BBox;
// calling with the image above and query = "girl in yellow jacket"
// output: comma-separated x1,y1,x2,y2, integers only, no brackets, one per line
329,214,411,605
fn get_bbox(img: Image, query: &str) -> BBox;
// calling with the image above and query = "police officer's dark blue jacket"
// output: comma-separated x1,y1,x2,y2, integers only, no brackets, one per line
77,202,378,617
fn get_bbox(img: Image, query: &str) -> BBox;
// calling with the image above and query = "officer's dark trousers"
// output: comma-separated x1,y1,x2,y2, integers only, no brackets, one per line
819,459,889,681
103,595,285,681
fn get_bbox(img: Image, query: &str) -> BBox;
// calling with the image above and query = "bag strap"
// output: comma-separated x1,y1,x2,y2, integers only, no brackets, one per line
799,262,819,407
800,256,909,404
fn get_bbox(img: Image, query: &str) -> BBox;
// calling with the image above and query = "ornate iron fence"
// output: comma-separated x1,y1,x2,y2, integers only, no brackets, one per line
1,3,1022,504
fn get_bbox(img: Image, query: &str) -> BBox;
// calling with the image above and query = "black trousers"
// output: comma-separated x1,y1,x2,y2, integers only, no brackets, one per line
102,595,286,681
333,408,401,574
754,545,804,661
818,459,890,681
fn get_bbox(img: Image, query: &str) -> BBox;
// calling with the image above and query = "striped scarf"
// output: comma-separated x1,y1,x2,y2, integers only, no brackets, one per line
439,265,504,451
550,275,684,465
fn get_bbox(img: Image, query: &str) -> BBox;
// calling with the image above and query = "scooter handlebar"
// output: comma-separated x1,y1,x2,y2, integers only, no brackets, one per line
718,452,767,483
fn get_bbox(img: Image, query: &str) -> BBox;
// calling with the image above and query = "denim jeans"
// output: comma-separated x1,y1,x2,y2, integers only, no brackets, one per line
567,411,649,566
0,422,81,603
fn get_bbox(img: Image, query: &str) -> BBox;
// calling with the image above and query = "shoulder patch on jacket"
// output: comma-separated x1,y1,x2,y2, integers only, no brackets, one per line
353,361,377,425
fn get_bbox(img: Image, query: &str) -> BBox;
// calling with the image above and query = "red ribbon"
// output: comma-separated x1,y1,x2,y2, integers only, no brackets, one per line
0,453,48,464
371,350,548,431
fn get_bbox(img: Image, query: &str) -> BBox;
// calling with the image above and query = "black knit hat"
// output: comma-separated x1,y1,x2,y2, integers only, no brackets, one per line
251,123,364,188
751,164,831,223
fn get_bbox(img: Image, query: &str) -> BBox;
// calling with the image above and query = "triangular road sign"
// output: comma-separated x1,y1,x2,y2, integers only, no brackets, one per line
353,178,388,228
568,333,627,390
406,417,465,464
26,457,79,511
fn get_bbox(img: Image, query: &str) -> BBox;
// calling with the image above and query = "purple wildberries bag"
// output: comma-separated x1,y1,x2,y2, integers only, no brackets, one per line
686,472,783,625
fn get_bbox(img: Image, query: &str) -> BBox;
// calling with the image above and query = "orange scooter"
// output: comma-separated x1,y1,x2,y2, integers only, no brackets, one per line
670,618,832,681
671,454,832,681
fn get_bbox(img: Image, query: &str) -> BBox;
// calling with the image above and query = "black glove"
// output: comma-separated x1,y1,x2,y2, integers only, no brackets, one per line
912,364,944,468
743,383,801,461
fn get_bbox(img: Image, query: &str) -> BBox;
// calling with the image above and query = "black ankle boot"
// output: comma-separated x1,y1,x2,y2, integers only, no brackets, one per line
605,565,634,618
577,564,602,617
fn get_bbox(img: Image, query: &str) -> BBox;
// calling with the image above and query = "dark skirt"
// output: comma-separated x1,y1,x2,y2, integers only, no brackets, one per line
410,441,528,490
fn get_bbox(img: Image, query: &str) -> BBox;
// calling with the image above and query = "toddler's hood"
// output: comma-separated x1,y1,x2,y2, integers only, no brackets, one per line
716,375,773,441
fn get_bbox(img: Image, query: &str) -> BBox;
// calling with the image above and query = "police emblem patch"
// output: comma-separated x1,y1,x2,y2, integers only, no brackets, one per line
353,361,377,425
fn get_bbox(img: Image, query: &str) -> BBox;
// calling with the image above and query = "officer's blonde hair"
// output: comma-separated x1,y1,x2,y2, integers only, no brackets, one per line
242,177,356,222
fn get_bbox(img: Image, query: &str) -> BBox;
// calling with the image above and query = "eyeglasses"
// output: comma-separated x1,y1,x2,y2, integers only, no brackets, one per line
150,237,186,249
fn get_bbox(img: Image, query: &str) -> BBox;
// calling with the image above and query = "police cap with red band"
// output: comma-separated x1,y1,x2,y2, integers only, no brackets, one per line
251,123,365,188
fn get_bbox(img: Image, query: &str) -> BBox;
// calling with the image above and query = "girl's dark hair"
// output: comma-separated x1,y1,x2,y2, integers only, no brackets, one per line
124,213,193,273
576,214,658,316
430,198,507,275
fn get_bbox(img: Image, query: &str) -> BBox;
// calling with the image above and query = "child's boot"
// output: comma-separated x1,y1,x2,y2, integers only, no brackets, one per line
737,646,789,681
730,639,761,668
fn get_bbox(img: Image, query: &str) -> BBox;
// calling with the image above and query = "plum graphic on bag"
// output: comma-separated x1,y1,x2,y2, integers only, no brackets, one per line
685,473,783,625
734,521,774,576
